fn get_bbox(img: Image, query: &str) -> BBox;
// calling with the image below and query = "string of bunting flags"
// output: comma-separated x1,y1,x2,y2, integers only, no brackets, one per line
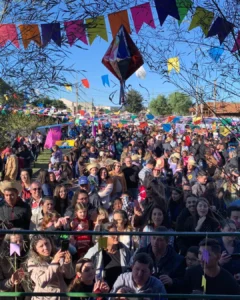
0,0,239,58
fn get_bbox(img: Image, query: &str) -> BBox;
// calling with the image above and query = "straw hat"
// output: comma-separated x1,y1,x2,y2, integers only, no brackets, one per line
0,181,22,194
86,163,100,172
131,154,140,161
171,152,181,160
165,137,172,143
188,157,197,166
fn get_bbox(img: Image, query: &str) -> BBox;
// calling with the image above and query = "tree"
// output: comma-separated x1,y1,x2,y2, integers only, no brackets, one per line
168,92,192,115
125,89,144,113
31,97,67,109
149,95,172,116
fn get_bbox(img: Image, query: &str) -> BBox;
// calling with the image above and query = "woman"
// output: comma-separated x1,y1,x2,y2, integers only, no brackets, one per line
219,219,240,278
140,204,173,248
168,188,185,229
30,197,55,230
109,162,127,197
49,172,58,192
37,169,53,196
98,167,113,210
20,169,32,201
68,258,109,299
54,184,70,217
0,232,30,300
113,210,133,249
28,235,75,300
183,198,219,250
84,222,131,289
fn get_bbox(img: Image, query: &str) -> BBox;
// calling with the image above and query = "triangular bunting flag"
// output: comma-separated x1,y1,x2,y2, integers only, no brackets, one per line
154,0,180,26
41,23,61,47
130,2,156,33
85,16,108,45
101,75,110,87
207,17,234,44
19,24,41,49
188,7,214,36
208,46,224,62
81,79,90,88
64,20,88,46
0,24,19,48
64,85,72,92
232,31,240,53
176,0,193,25
108,10,131,37
167,57,180,73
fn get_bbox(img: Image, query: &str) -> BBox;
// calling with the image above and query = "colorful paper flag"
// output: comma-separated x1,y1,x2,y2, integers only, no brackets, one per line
101,75,110,87
154,0,180,26
41,23,61,47
188,7,214,36
202,249,209,264
176,0,193,25
167,57,180,73
232,31,240,53
10,243,20,256
85,16,108,45
207,17,234,44
201,275,207,293
64,20,88,46
64,84,72,92
108,10,131,37
136,66,147,79
208,46,224,62
130,2,156,33
0,24,19,48
19,24,41,49
81,79,90,88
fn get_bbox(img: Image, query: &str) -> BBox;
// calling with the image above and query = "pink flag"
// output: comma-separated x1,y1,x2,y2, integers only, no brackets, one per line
10,243,20,256
232,31,240,53
64,20,88,46
0,24,19,48
44,127,62,149
130,2,156,34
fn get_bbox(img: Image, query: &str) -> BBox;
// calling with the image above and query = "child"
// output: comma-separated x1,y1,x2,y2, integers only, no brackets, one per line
41,211,61,230
87,163,99,192
192,170,208,197
48,162,62,181
185,246,200,269
70,203,91,258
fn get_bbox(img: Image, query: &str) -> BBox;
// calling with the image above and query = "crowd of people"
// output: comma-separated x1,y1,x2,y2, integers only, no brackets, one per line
0,124,240,299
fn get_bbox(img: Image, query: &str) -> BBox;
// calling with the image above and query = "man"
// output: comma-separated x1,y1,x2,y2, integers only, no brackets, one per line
192,170,208,197
0,181,31,229
133,226,185,292
138,158,156,184
78,176,100,208
227,206,240,230
111,253,166,299
122,157,140,200
176,196,198,255
180,238,240,295
28,181,43,230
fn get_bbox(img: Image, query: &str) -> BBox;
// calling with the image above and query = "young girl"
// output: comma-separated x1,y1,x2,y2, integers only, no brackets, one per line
70,203,91,258
41,211,61,230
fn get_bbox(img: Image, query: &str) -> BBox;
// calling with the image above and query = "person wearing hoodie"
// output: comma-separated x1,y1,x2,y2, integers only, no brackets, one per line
111,253,167,300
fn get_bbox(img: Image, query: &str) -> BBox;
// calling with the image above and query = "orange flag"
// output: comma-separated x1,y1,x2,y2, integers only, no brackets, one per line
81,79,90,88
108,10,130,37
19,24,41,49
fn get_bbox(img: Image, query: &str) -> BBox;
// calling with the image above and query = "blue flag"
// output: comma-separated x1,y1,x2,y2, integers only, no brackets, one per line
208,46,224,62
101,75,110,87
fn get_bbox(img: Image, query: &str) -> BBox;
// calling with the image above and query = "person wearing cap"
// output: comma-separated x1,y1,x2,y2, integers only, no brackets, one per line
138,158,156,184
77,176,101,209
0,181,31,229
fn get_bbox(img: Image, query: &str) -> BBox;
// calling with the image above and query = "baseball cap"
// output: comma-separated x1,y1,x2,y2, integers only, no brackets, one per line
78,176,89,185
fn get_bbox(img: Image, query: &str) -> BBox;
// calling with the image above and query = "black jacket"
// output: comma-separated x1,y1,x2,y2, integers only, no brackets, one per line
122,165,140,189
0,199,31,229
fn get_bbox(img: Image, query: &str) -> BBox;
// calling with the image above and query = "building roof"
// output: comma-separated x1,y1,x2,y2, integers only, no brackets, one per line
190,102,240,115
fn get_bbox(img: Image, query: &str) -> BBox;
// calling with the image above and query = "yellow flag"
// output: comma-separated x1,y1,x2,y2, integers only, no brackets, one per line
189,7,214,36
86,16,108,45
64,85,72,92
201,275,207,293
167,57,180,73
220,126,231,137
114,111,121,115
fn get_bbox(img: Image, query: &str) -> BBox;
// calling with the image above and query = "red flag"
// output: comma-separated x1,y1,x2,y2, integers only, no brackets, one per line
81,79,90,88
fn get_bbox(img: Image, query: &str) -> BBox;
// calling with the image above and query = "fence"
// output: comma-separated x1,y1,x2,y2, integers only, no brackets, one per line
1,229,239,299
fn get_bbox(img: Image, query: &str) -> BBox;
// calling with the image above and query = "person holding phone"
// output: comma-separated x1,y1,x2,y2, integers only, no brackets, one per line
68,258,109,299
28,235,75,300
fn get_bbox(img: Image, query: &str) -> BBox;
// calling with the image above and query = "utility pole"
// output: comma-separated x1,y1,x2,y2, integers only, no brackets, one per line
213,80,217,114
75,75,79,116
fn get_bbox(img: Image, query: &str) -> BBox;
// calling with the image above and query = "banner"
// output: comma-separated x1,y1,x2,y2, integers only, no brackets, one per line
167,57,180,73
44,127,62,149
19,24,41,49
64,20,88,46
41,23,61,47
188,7,214,36
130,2,155,33
0,24,19,48
176,0,193,25
154,0,180,26
207,17,234,44
86,16,108,45
108,10,131,37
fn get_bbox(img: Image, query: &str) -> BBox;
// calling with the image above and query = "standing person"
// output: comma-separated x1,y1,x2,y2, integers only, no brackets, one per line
0,181,31,229
98,167,113,210
122,157,140,200
20,169,32,201
4,148,18,181
138,158,156,184
36,132,44,153
54,184,70,217
109,162,127,195
37,169,53,196
17,145,33,169
28,235,75,300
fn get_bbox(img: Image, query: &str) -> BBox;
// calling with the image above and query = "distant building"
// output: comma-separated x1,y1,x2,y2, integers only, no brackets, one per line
189,102,240,117
59,98,75,112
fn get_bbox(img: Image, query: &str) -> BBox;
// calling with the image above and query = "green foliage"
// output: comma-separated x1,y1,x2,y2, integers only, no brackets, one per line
149,95,172,116
0,114,53,148
125,89,144,113
32,97,67,109
0,78,24,106
149,92,192,116
168,92,192,115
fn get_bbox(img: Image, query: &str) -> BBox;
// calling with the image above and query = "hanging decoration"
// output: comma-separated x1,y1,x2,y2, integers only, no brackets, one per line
136,66,147,79
64,20,88,46
207,17,234,44
208,46,224,62
167,57,180,73
188,7,214,36
102,25,144,105
130,2,156,33
108,10,131,37
0,24,19,48
41,23,61,47
64,84,72,92
85,16,108,45
176,0,193,25
81,79,90,88
154,0,180,26
232,31,240,53
101,75,110,87
19,24,41,49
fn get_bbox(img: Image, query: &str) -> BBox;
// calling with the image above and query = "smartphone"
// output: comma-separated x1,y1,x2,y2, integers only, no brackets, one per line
61,240,69,252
